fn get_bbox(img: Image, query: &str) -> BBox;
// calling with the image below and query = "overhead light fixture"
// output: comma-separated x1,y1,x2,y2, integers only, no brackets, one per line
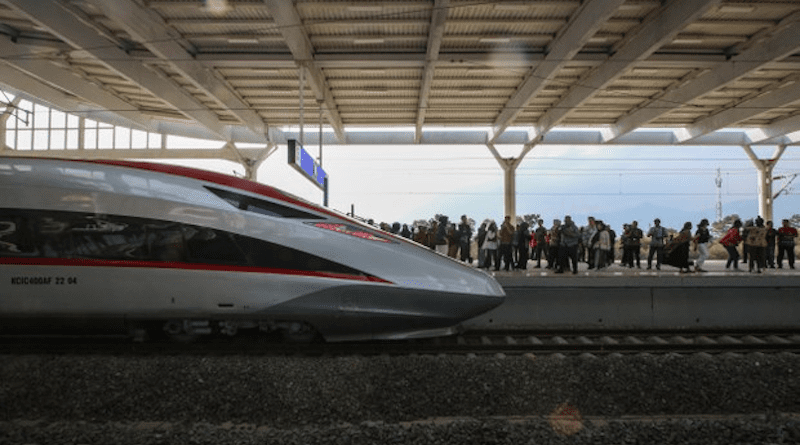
227,38,259,44
348,6,383,12
588,37,609,43
204,0,230,15
459,88,484,94
353,38,385,44
252,69,280,75
632,67,659,74
673,38,703,44
719,5,755,13
479,37,511,44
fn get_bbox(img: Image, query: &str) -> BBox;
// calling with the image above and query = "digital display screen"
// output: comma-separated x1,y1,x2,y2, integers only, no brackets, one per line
288,139,327,190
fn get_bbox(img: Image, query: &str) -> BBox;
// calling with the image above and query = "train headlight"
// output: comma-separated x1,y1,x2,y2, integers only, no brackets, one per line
309,222,393,243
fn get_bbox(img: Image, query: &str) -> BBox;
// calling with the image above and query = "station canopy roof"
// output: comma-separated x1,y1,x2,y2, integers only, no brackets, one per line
1,0,800,148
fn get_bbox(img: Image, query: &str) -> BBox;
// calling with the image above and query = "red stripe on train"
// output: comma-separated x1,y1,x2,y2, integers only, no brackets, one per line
0,257,392,284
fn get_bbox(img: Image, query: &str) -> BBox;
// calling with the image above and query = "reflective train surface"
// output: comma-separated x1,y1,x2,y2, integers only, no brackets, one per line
0,157,504,341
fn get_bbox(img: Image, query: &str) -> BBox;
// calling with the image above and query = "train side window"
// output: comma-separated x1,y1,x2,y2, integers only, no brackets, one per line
184,226,247,265
205,186,322,219
34,213,76,258
232,233,365,276
144,222,185,262
0,211,37,256
68,215,148,260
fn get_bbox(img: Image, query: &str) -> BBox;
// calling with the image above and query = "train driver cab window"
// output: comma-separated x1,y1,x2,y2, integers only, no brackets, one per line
205,186,322,219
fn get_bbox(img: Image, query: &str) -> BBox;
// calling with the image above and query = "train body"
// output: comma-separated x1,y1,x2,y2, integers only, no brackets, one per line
0,157,504,341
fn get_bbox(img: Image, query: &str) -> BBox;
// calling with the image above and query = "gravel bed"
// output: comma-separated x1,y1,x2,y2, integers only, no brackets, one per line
1,353,798,443
2,415,800,445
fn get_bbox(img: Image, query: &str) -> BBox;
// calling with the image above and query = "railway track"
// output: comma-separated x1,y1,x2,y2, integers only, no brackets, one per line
1,329,799,357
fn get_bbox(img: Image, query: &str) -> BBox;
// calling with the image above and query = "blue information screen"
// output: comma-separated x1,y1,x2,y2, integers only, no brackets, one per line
287,139,327,190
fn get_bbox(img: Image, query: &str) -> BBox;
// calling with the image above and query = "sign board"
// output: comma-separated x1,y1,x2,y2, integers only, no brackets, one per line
287,139,327,191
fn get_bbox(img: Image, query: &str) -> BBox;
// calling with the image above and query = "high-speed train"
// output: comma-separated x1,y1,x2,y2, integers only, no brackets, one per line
0,156,504,341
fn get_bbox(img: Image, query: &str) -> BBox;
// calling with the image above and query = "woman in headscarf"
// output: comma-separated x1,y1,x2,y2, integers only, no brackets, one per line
665,221,693,273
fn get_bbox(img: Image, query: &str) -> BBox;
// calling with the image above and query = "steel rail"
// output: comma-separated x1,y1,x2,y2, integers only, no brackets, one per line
1,330,799,357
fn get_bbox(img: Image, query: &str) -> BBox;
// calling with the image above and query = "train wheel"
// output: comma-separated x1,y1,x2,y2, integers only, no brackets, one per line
281,322,321,343
163,320,203,343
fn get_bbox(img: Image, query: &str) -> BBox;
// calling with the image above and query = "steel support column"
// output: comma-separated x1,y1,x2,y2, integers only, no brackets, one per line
228,142,278,181
742,144,787,222
487,142,537,220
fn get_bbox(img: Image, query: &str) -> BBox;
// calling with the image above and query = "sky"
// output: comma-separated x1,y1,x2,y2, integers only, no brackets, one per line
169,140,800,232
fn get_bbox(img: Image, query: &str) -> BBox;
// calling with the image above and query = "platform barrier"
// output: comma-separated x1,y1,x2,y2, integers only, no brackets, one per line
464,272,800,331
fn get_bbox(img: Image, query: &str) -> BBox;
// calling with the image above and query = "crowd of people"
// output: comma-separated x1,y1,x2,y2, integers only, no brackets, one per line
377,214,799,274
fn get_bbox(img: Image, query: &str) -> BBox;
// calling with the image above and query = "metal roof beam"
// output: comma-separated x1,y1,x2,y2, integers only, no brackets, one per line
0,37,163,131
265,127,796,148
678,77,800,144
1,0,232,140
0,147,269,162
415,0,447,144
490,0,625,142
261,0,346,143
197,51,732,69
86,0,268,141
609,12,800,143
533,0,722,140
746,115,800,145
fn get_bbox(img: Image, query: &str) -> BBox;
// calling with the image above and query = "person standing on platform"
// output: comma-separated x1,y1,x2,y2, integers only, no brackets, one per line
476,222,487,268
628,221,643,269
583,217,597,269
647,218,667,270
777,219,798,269
741,219,753,264
620,224,631,267
558,215,580,274
607,224,617,266
498,216,515,271
548,219,561,270
766,220,777,268
592,221,610,270
745,217,767,273
458,215,473,264
434,216,449,254
515,220,530,269
427,220,438,250
693,218,711,273
665,221,693,273
400,224,412,239
483,221,498,269
720,219,743,270
446,223,460,259
511,224,520,269
413,224,428,246
533,219,548,268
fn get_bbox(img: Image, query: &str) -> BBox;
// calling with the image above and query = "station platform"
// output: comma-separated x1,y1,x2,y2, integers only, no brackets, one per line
463,260,800,332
